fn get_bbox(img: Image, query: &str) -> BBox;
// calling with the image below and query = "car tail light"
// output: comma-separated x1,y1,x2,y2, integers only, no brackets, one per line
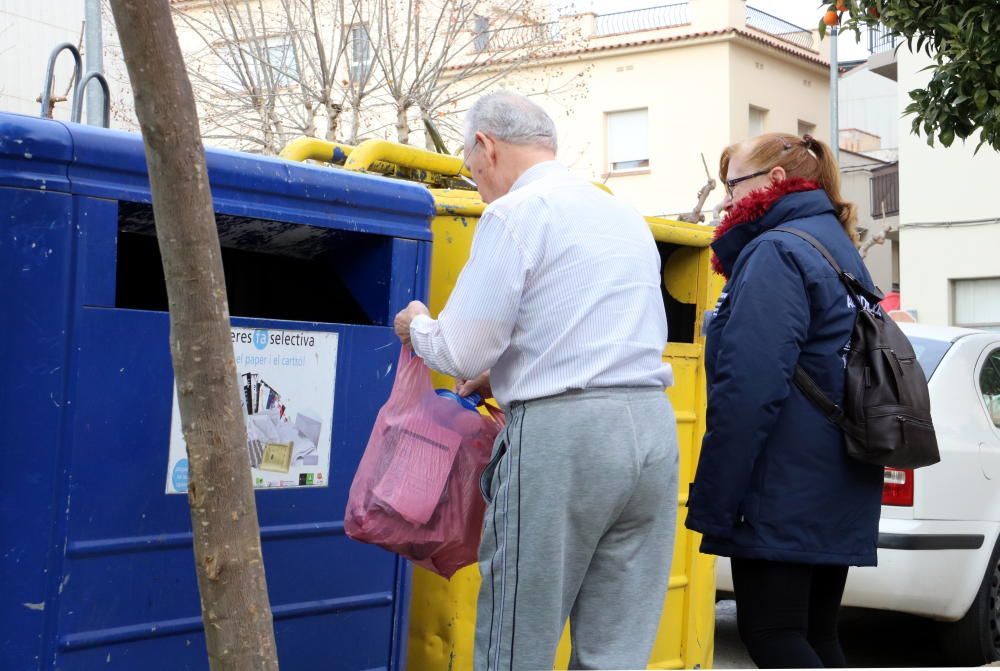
882,468,914,506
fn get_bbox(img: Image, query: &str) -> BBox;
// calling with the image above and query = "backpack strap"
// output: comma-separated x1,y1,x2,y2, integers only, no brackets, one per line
791,367,844,423
792,367,865,441
770,227,884,305
773,227,844,273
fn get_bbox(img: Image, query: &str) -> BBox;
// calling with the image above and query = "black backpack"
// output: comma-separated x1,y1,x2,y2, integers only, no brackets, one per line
773,228,940,469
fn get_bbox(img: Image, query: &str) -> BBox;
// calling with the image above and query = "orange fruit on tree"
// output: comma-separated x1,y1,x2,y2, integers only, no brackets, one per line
868,6,880,17
836,1,848,11
823,10,840,25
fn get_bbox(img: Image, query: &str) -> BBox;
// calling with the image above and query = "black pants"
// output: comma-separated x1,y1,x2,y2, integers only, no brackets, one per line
731,558,849,669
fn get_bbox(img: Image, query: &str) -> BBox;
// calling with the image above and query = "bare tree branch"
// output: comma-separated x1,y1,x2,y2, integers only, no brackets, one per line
172,0,358,153
145,0,591,153
363,0,585,146
860,201,897,259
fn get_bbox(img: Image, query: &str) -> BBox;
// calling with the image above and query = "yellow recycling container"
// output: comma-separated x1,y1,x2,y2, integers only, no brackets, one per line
281,137,724,670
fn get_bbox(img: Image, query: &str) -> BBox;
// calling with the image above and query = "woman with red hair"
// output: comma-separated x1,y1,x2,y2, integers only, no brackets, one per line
687,133,883,668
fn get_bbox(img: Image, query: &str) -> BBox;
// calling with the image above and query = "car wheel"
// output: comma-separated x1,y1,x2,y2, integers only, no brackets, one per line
940,537,1000,665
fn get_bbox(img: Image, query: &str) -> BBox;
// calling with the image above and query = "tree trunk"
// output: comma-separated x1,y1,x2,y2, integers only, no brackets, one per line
324,99,343,142
348,98,362,145
265,107,287,155
106,1,279,669
303,101,317,139
396,103,410,144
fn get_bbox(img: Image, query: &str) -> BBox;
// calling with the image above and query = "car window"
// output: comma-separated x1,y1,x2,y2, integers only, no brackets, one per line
906,336,952,380
981,349,1000,428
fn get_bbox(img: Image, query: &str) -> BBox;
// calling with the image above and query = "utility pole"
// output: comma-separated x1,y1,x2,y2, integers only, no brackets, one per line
84,0,104,125
830,26,839,163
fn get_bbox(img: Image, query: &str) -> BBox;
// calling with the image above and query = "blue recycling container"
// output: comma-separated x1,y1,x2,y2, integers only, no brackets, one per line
0,112,435,670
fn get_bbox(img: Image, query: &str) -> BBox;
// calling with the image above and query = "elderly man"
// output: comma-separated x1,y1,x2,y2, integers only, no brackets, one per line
393,91,678,670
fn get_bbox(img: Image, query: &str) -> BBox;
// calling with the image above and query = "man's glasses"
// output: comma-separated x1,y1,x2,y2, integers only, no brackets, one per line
452,139,479,189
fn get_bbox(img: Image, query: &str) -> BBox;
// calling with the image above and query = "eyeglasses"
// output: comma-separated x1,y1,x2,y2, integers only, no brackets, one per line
725,169,770,196
453,139,479,189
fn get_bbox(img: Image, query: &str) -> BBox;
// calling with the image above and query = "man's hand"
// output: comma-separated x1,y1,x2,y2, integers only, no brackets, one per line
393,300,430,347
456,371,492,400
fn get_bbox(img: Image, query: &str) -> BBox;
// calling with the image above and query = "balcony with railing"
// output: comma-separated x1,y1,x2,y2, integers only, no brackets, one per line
864,23,900,81
868,24,899,54
474,20,560,53
594,3,689,36
466,3,820,60
745,6,814,50
870,164,899,218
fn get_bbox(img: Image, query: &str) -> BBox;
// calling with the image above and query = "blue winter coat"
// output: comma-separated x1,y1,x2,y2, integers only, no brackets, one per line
686,188,884,566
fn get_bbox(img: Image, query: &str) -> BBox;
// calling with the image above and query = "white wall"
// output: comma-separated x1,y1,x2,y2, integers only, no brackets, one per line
899,224,1000,326
0,1,87,121
596,40,735,217
897,48,1000,326
898,50,1000,224
839,67,898,149
863,232,895,292
473,39,736,218
486,34,830,218
840,151,896,291
731,40,829,146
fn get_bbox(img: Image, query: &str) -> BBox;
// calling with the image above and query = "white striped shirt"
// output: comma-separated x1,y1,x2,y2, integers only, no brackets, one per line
410,160,672,407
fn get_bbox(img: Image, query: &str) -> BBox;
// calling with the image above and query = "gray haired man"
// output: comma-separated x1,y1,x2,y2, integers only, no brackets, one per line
393,91,679,670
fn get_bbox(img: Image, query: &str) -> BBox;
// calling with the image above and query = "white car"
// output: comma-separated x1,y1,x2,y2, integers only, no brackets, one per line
715,323,1000,665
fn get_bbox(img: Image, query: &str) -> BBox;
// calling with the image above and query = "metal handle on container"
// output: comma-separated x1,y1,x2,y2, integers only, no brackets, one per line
71,72,111,128
40,43,82,119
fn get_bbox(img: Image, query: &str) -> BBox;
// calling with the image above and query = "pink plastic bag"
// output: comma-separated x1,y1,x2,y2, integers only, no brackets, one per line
345,347,504,578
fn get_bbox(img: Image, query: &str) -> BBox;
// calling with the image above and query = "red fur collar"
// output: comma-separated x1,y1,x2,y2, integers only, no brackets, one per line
711,177,821,277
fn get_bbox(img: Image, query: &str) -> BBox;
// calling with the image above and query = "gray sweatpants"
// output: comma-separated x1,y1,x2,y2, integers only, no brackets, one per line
474,387,679,671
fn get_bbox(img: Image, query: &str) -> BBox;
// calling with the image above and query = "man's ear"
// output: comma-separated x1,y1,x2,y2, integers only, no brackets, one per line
477,131,497,165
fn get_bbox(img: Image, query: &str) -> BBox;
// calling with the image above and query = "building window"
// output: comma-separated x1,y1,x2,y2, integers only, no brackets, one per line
265,38,296,87
798,120,816,137
217,59,244,91
749,106,767,137
349,25,372,84
216,36,297,91
474,15,490,52
954,277,1000,331
607,108,650,173
981,350,1000,428
870,163,899,218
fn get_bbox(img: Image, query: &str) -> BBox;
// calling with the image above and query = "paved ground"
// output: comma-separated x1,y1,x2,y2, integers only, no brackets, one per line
712,600,754,669
713,599,957,669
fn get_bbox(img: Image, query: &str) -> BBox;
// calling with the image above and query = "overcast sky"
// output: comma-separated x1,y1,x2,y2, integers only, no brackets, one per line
554,0,871,61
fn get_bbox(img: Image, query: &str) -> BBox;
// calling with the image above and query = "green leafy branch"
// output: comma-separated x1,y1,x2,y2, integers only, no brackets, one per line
818,1,1000,153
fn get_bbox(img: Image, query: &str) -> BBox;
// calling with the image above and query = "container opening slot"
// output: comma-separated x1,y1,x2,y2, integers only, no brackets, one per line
115,202,390,325
657,242,697,344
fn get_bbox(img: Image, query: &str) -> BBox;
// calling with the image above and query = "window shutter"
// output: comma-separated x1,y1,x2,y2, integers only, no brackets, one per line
607,109,648,169
955,278,1000,329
